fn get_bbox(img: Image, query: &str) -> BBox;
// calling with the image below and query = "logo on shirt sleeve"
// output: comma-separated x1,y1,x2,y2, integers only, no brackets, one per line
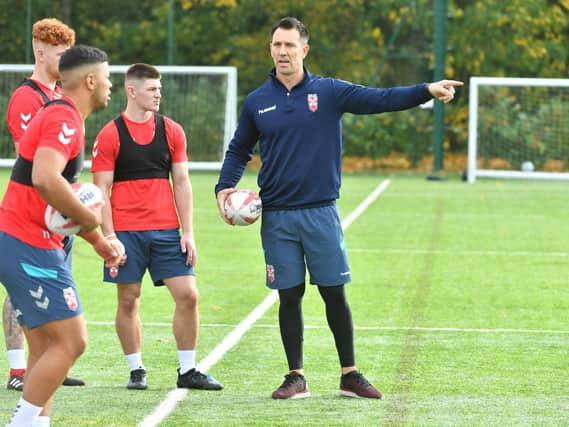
20,112,32,131
58,122,76,145
307,94,318,112
92,139,99,157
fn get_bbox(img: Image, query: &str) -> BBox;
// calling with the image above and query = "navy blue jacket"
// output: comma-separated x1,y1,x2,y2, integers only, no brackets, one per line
215,68,432,210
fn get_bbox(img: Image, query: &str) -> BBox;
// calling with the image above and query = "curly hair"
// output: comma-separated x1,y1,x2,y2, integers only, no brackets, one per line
32,18,75,46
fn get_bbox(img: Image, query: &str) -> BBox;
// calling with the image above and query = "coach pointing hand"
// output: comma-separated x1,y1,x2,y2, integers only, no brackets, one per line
427,79,463,103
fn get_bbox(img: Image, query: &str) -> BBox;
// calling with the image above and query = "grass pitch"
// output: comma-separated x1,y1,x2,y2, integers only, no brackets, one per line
0,170,567,426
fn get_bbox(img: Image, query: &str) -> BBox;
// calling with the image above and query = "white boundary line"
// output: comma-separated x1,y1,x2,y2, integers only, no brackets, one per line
89,321,569,335
138,178,392,427
348,248,569,257
138,292,279,427
341,179,391,229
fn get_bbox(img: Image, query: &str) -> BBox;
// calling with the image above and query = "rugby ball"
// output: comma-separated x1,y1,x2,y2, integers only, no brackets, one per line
224,189,262,226
44,182,103,236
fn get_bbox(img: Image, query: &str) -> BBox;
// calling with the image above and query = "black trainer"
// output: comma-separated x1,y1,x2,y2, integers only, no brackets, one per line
176,368,223,390
271,372,310,399
339,370,382,399
62,376,85,386
127,368,147,390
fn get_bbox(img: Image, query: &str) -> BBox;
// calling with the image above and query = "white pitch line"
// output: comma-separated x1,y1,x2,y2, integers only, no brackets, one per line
88,321,569,335
349,248,569,257
196,290,279,372
138,178,392,427
138,291,278,427
358,326,569,334
341,178,391,230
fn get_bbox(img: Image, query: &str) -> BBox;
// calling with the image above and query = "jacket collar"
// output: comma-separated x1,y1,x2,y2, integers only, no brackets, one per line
269,66,312,90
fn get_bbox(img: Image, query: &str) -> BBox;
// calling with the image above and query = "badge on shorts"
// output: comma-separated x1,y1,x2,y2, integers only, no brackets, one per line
266,264,275,283
63,287,78,311
307,94,318,112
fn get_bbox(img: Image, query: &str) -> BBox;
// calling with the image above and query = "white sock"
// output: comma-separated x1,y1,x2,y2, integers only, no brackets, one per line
33,416,50,427
6,397,43,427
7,349,27,370
125,353,144,371
178,350,196,375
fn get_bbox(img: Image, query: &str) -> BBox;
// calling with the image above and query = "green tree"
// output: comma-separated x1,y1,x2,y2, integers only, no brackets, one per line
0,0,567,166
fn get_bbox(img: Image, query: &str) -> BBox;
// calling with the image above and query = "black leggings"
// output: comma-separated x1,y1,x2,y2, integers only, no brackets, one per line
278,283,355,370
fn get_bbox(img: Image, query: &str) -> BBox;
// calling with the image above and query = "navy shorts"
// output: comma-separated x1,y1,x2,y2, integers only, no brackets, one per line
260,204,351,290
62,235,74,266
0,232,82,329
104,229,194,286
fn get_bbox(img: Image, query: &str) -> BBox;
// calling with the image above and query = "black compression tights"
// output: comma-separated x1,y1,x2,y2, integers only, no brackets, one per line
278,283,355,370
278,283,305,370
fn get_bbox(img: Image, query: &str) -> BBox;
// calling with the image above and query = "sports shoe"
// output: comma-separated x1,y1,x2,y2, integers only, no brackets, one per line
177,368,223,390
127,368,147,390
339,370,382,399
7,369,25,391
62,376,85,386
271,372,310,399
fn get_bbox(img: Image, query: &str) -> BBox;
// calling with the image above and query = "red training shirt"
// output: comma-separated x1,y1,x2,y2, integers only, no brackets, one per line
91,113,188,231
6,79,62,147
0,96,84,249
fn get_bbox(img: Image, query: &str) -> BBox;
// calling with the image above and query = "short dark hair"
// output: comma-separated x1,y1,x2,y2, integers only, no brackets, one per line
126,63,161,81
271,17,309,43
59,45,108,73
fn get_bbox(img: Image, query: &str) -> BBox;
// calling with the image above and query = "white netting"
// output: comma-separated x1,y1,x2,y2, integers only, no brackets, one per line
0,65,237,170
468,77,569,182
